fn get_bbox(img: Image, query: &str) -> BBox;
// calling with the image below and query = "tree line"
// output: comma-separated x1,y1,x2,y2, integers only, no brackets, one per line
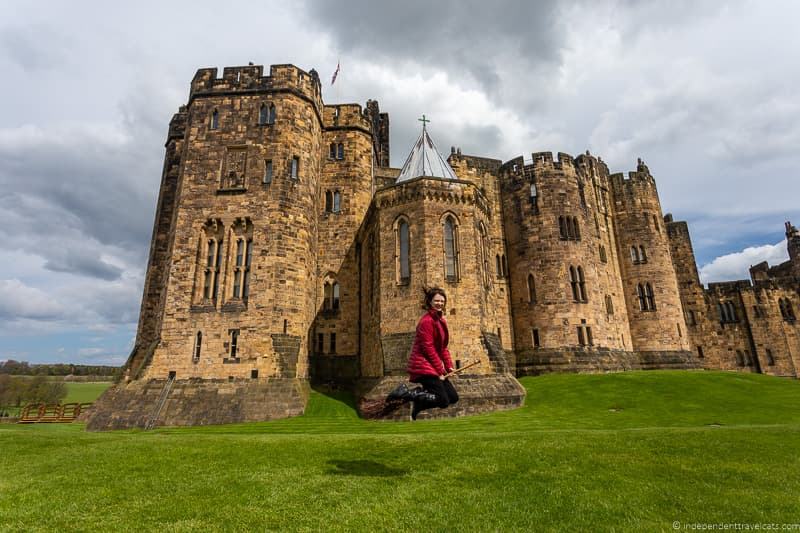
0,360,122,377
0,375,67,408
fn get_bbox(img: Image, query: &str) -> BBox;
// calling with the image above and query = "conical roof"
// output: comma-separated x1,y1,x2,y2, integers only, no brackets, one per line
396,121,458,183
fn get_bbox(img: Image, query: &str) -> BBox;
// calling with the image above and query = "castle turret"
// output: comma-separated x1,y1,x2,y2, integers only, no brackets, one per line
499,151,631,369
610,160,690,352
786,221,800,276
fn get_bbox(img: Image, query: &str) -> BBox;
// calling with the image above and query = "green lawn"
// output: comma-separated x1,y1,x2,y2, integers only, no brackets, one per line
63,381,112,404
1,371,798,531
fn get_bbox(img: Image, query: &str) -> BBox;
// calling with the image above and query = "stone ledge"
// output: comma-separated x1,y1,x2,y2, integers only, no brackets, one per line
516,349,701,376
355,374,526,421
84,378,310,431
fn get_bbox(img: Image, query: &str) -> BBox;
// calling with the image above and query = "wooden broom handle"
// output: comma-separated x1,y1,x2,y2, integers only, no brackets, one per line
443,359,480,378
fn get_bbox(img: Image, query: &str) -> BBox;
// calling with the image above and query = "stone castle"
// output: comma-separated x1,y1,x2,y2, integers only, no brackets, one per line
85,63,800,430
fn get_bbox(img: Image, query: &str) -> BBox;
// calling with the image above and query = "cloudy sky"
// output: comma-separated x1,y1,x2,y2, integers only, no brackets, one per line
1,0,798,365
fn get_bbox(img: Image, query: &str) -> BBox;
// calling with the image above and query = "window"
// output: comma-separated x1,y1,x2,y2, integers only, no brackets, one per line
572,217,581,240
631,246,640,264
210,109,219,130
317,333,324,353
529,183,538,212
330,333,336,354
337,143,344,160
325,191,333,212
397,218,410,283
578,180,586,208
697,345,704,359
290,156,299,179
599,245,607,263
263,160,273,185
569,266,579,301
329,143,336,160
496,255,502,278
653,214,660,233
559,216,568,240
586,326,593,346
577,326,585,346
251,369,259,379
203,238,223,300
527,274,536,303
639,246,647,263
502,255,508,278
637,283,655,311
720,301,738,323
233,239,244,298
192,331,202,363
532,329,540,348
577,322,593,347
605,295,614,315
677,323,682,338
645,283,655,311
579,267,587,302
229,329,239,359
766,349,775,366
443,215,459,281
478,223,490,287
323,280,340,311
259,104,269,125
687,310,697,326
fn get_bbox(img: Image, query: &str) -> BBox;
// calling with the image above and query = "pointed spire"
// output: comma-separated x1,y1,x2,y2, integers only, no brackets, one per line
396,116,458,183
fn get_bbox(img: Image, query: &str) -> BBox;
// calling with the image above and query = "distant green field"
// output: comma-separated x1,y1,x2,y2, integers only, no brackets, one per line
63,381,112,404
0,371,798,531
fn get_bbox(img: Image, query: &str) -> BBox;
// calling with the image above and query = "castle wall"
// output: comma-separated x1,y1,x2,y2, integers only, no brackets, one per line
500,152,631,356
129,108,187,376
610,166,690,352
144,65,323,381
448,154,514,354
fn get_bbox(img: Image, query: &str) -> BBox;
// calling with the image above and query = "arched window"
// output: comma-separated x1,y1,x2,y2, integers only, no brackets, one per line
210,109,219,130
332,282,340,310
496,255,502,278
263,159,273,185
577,266,587,302
396,218,410,283
203,238,223,300
599,245,607,263
639,246,647,263
268,104,276,125
192,331,202,363
527,274,536,303
329,143,336,159
631,246,640,264
443,215,459,281
726,302,737,322
259,104,269,125
325,190,333,212
572,217,580,240
337,142,344,160
569,266,579,301
645,283,655,311
333,191,341,213
637,284,646,311
605,295,614,315
232,238,251,299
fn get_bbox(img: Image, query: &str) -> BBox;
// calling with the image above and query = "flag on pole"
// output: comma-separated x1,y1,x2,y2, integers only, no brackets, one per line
331,61,340,85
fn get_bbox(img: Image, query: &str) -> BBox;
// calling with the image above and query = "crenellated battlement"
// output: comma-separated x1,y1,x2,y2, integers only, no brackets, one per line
609,158,659,204
323,103,372,132
166,106,188,144
528,151,577,172
189,63,323,111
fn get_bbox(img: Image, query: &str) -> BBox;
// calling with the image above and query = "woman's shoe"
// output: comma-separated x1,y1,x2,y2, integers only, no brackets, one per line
386,383,409,402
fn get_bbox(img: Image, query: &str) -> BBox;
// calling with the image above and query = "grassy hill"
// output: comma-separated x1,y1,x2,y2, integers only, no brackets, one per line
1,371,798,531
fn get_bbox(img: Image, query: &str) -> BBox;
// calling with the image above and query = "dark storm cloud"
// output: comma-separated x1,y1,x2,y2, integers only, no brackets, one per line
43,251,123,281
305,0,564,94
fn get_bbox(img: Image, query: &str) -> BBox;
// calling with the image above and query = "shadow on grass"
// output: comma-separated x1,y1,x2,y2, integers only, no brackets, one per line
326,459,408,477
309,384,359,412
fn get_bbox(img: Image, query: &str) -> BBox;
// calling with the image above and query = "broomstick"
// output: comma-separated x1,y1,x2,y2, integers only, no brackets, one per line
359,359,480,419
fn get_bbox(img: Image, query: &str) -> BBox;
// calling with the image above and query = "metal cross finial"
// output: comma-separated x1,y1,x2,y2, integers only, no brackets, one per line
418,114,430,130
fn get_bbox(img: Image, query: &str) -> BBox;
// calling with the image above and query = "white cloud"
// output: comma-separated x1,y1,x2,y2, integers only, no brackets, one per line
699,240,789,284
0,279,66,320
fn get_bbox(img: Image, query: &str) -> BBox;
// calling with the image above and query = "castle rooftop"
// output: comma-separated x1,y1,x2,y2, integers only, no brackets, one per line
396,119,457,183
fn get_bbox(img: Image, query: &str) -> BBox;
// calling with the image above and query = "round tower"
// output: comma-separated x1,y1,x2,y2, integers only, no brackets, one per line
145,63,324,380
500,151,631,361
610,159,690,352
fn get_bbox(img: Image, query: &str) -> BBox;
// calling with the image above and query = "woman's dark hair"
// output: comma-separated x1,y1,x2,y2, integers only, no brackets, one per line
422,286,447,309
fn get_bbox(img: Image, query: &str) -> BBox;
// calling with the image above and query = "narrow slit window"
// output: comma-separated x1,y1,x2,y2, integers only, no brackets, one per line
398,219,410,282
229,329,239,358
333,191,341,213
527,274,536,303
444,216,458,281
192,331,202,362
263,160,273,185
290,156,299,180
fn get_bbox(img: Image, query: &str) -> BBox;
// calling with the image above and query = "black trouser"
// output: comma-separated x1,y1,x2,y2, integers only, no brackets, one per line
413,376,459,409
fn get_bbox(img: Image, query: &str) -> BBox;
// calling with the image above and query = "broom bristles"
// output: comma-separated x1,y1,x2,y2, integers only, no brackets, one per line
359,397,407,419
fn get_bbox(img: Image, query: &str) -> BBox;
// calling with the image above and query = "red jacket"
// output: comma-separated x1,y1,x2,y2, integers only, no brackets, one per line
407,309,454,381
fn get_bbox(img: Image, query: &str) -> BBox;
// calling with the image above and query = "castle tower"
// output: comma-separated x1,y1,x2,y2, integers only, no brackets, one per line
498,151,633,374
87,64,336,429
356,121,526,418
610,160,690,352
